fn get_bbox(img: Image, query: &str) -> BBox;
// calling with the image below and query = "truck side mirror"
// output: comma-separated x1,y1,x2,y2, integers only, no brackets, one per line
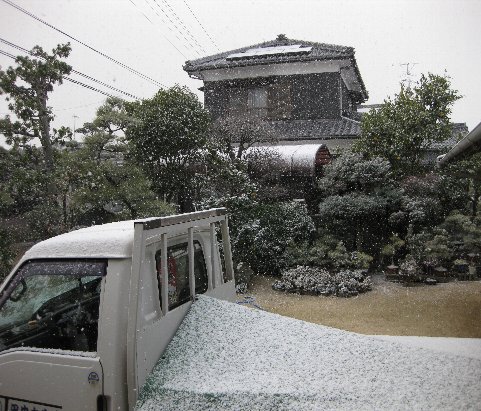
9,279,27,302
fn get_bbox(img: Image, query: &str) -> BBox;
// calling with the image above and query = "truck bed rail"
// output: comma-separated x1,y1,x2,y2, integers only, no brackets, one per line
127,208,235,410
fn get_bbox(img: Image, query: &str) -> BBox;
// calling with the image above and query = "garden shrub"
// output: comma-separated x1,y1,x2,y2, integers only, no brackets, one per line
286,237,373,271
397,254,424,284
399,255,421,277
424,231,453,267
316,151,403,258
273,266,372,297
401,211,481,270
231,201,315,275
380,234,405,266
404,229,432,265
201,194,316,275
234,262,254,294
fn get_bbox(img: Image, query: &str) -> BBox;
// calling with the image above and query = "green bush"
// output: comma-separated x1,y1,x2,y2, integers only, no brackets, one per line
380,234,405,266
286,236,373,271
317,151,403,257
201,197,315,275
232,201,316,275
273,266,372,297
403,211,481,268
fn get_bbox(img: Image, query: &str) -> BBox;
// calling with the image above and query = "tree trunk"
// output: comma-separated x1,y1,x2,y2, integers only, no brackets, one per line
36,87,57,197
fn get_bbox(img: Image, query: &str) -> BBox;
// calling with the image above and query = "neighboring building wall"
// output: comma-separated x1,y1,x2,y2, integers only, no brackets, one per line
204,72,352,121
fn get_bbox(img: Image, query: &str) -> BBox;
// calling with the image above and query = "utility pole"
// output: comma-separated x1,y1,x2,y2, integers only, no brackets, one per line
73,114,79,139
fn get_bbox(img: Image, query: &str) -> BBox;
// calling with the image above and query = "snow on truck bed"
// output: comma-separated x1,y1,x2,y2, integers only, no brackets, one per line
136,296,481,411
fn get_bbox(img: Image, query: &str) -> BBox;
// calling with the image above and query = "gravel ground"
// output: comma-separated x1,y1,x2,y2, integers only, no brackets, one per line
245,274,481,337
136,296,481,411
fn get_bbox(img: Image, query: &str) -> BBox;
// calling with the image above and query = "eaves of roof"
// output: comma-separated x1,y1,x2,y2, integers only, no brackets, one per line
184,37,367,100
184,37,353,71
265,118,361,142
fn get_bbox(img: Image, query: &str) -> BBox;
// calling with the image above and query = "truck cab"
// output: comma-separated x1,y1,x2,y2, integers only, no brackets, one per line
0,208,236,410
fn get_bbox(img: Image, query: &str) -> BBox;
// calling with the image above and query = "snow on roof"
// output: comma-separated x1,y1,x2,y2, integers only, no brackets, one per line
184,37,354,72
184,36,368,100
22,211,221,261
137,296,481,411
245,144,326,174
226,44,312,60
23,220,136,260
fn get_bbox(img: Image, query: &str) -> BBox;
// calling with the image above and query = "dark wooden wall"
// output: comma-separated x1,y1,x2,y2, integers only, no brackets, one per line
204,72,352,121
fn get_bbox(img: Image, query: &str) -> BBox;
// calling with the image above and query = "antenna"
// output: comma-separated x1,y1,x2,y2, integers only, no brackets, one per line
399,62,418,88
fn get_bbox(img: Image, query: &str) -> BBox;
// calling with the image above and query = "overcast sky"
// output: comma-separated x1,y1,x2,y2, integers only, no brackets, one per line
1,0,480,147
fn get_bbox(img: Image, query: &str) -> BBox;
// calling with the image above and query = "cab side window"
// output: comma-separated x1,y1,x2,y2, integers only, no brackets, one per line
155,241,208,311
0,260,105,353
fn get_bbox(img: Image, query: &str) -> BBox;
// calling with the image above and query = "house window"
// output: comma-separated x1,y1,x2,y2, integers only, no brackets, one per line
227,83,291,119
247,87,268,117
155,241,208,311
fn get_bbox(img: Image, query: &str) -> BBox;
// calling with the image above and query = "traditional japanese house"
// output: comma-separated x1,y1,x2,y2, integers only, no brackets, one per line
184,34,368,149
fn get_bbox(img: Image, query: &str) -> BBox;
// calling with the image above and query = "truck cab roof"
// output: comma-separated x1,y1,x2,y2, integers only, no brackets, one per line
22,209,227,261
24,220,138,260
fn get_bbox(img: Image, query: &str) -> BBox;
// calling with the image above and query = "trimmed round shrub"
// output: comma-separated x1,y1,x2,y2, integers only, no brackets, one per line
273,266,372,298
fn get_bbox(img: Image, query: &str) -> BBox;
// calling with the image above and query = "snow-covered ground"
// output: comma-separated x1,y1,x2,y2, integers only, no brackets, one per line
136,296,481,410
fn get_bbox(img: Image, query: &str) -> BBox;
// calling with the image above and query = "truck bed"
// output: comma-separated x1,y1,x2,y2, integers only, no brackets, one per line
136,296,481,410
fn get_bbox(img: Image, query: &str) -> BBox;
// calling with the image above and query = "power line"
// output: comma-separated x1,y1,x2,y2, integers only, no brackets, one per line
160,0,205,52
182,0,220,52
157,0,206,54
149,0,202,57
144,0,191,59
0,0,165,88
0,49,15,59
0,48,113,98
70,71,140,100
128,0,153,23
0,48,128,99
128,0,188,59
0,37,141,100
64,77,115,98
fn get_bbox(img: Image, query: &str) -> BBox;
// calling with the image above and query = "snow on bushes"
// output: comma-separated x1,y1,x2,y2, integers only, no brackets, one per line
231,202,315,275
273,266,372,297
201,196,315,276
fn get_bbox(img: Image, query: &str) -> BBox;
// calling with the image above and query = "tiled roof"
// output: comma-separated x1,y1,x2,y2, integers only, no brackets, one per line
184,35,367,99
428,123,469,150
184,37,354,72
268,118,361,141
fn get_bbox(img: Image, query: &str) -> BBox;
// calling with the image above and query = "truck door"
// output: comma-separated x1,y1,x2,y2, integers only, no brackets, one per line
0,260,106,411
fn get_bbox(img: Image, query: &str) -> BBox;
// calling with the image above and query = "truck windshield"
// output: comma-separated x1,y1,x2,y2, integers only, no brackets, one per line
0,260,106,353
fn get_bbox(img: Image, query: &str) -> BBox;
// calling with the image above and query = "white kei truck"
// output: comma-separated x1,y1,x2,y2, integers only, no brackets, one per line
0,208,236,411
